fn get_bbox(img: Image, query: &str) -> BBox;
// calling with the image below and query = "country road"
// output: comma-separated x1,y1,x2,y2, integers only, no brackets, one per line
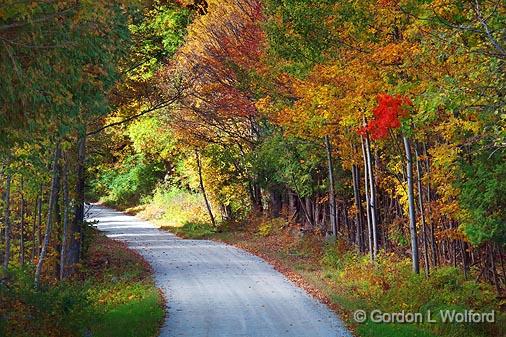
88,205,352,337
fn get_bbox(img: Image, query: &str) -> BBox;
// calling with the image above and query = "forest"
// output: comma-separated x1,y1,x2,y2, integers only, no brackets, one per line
0,0,505,337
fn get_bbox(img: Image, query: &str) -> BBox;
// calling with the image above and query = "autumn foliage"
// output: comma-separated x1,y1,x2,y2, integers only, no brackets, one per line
359,94,412,140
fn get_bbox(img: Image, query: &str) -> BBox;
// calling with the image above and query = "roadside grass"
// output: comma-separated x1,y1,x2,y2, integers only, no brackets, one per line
0,229,164,337
161,221,217,239
177,217,505,337
86,230,165,337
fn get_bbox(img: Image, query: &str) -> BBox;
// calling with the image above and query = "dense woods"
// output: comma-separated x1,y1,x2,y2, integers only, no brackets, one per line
0,0,505,336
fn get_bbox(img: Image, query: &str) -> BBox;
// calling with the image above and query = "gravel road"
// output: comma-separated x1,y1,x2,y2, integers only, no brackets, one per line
88,205,352,337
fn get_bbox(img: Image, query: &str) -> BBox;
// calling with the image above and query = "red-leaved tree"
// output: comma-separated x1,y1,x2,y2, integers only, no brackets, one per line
359,93,412,139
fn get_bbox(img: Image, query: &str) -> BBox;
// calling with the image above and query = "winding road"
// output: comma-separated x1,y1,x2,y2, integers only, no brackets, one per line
88,205,352,337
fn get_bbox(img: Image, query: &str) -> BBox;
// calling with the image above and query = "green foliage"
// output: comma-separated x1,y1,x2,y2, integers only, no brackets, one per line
252,131,326,197
199,144,251,218
263,0,339,76
91,154,164,207
322,242,358,270
0,1,133,151
128,2,190,78
458,151,506,246
127,117,177,160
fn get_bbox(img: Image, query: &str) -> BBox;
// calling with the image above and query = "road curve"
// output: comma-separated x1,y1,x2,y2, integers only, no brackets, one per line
88,205,352,337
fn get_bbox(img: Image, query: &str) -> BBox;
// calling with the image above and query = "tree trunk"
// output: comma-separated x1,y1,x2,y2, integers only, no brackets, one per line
253,184,263,212
415,144,429,277
66,134,85,275
296,195,314,228
325,136,337,236
60,158,69,280
19,177,25,265
423,143,438,267
461,240,468,279
287,190,296,221
195,150,216,226
361,136,373,261
36,187,43,258
352,164,364,252
489,243,501,293
403,136,420,274
305,197,313,228
269,187,282,218
35,144,61,288
3,174,12,271
31,197,38,262
364,133,378,258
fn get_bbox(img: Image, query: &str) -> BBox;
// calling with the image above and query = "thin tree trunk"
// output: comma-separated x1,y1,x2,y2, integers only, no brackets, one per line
364,133,378,258
3,174,12,271
288,190,296,221
489,243,501,293
297,195,314,228
403,136,420,274
352,164,364,252
325,136,337,236
305,197,314,228
195,150,215,226
36,187,43,258
60,158,69,280
415,144,429,277
374,149,382,247
31,197,38,261
361,136,373,261
423,143,437,267
35,144,61,288
19,177,25,265
67,134,85,275
461,240,468,279
253,184,263,212
247,182,256,210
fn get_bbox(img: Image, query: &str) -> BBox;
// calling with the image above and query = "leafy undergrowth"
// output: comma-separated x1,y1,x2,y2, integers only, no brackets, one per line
0,230,164,337
174,216,505,337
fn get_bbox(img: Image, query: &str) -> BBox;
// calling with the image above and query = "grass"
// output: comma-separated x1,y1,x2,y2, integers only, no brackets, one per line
85,231,165,337
0,229,164,337
161,221,217,239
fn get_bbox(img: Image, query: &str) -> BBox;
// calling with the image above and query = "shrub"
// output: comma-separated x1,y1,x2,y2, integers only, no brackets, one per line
138,186,210,227
257,217,286,237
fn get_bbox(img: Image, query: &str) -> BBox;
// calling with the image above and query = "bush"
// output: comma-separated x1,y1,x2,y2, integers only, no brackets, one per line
257,217,286,237
138,186,211,227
